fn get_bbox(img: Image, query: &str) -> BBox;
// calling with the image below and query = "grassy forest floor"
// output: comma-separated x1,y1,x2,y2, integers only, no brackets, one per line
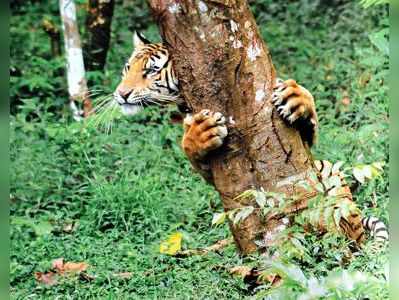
10,1,388,299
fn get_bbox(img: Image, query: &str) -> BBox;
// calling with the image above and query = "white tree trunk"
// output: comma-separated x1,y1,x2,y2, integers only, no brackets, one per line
59,0,92,120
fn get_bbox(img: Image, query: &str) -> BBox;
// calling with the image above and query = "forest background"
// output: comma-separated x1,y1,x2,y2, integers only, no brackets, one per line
10,0,388,298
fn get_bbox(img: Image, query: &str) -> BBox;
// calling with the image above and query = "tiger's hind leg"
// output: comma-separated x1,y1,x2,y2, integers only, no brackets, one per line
182,109,228,183
339,209,366,244
314,160,365,245
272,78,318,146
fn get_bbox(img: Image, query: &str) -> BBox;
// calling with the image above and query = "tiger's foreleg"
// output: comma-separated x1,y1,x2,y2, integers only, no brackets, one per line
181,79,317,182
181,110,228,184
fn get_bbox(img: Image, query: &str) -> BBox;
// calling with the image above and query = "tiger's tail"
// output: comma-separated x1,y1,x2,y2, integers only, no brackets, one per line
362,216,389,243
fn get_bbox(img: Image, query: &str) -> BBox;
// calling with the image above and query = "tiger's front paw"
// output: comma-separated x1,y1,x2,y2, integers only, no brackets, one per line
182,109,228,161
272,78,318,146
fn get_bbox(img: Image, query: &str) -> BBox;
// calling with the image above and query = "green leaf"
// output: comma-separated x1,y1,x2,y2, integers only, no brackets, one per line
266,197,275,208
308,209,320,227
324,206,337,232
262,206,272,216
360,0,389,8
227,208,238,221
11,216,32,227
353,166,365,184
314,183,325,193
296,180,312,192
234,189,256,201
353,163,383,184
308,170,319,183
339,201,351,219
332,161,344,174
233,206,254,225
11,217,53,236
323,175,342,190
255,191,266,208
362,165,373,180
372,161,385,171
271,261,307,285
369,29,389,56
290,238,306,257
360,56,386,67
333,209,342,228
265,192,285,204
211,212,226,226
34,221,54,236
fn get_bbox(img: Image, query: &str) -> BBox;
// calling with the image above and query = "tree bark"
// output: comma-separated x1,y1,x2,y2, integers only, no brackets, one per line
59,0,93,118
147,0,315,254
84,0,115,71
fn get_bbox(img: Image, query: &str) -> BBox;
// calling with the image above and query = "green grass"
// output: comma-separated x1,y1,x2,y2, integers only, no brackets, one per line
10,1,388,299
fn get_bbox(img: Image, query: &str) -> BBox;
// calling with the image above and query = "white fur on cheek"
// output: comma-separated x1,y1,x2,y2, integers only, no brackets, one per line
121,104,142,115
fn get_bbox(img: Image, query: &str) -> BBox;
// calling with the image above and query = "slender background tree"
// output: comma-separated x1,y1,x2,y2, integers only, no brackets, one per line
59,0,92,118
42,19,61,57
84,0,115,71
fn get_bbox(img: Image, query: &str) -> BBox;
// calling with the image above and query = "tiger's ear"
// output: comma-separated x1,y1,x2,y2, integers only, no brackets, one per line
133,31,151,48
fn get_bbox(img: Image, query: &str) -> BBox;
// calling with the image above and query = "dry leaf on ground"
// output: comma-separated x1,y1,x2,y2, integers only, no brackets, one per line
62,262,88,273
62,221,77,233
52,257,88,274
34,257,90,286
341,97,351,106
34,271,57,286
229,266,253,278
229,266,282,286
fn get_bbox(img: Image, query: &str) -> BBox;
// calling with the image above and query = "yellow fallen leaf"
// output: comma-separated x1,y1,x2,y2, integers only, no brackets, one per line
159,232,183,255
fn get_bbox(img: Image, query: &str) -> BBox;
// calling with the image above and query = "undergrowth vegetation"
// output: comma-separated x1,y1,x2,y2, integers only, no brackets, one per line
10,0,388,298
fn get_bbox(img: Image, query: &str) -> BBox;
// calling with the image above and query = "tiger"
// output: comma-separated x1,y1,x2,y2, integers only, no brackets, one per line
112,31,388,245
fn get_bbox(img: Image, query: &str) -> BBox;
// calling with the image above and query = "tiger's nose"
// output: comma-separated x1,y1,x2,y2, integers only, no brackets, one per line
117,87,133,101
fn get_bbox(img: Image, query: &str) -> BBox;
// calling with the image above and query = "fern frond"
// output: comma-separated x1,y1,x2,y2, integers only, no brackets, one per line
360,0,389,8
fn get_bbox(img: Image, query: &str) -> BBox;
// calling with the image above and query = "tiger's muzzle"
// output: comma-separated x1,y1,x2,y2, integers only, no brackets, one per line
113,90,149,115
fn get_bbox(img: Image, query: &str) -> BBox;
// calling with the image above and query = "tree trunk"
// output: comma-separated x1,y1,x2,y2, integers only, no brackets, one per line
59,0,93,119
147,0,315,254
84,0,115,71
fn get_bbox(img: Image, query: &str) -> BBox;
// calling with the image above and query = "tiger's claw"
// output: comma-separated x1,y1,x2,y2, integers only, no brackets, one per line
272,78,318,146
182,109,228,161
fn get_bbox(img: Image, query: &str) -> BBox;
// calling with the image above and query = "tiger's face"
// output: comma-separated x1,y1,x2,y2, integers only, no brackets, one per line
114,32,181,115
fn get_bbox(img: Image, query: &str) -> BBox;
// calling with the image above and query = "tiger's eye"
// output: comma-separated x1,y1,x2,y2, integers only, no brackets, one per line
143,67,158,77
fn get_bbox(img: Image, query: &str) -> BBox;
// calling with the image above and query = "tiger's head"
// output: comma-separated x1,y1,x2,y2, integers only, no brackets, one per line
114,32,185,115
